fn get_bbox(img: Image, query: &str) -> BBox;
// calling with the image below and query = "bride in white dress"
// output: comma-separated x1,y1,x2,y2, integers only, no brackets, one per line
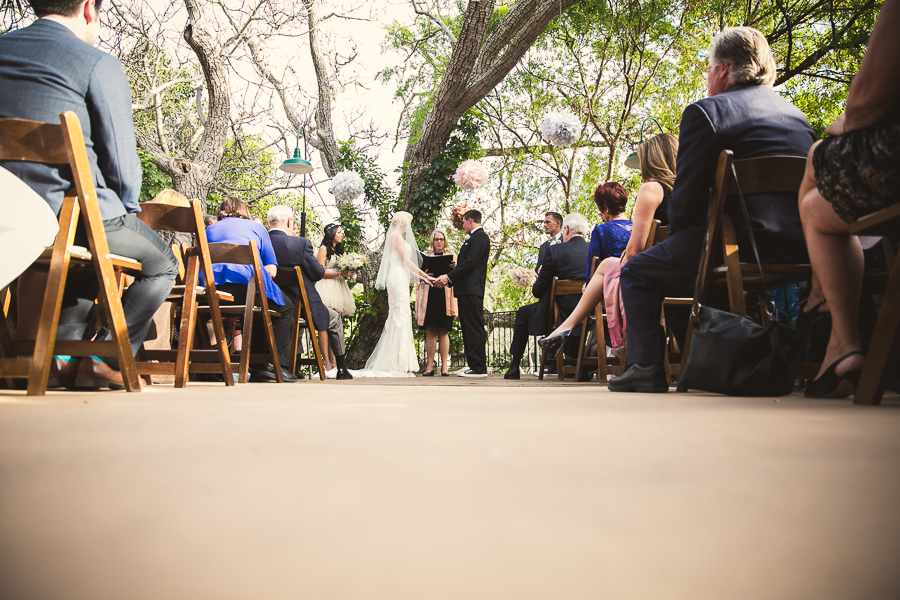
355,211,433,377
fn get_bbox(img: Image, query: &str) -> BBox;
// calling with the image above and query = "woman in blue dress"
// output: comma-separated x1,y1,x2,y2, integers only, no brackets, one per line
585,182,632,280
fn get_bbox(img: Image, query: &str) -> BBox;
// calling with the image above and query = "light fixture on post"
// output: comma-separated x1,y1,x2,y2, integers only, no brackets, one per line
624,117,665,170
279,124,314,237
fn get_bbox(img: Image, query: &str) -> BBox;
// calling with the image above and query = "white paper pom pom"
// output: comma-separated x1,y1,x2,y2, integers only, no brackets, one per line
539,111,582,147
452,159,489,190
328,170,365,202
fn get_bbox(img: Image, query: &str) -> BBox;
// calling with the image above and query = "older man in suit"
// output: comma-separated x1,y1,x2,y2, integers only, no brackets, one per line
433,210,490,377
267,206,352,380
505,213,590,379
612,27,816,393
0,0,178,389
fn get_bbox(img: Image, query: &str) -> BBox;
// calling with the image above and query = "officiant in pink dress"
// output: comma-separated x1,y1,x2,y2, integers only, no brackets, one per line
415,229,458,376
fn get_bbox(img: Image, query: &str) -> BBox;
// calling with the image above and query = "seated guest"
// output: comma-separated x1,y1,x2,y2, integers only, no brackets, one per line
540,133,678,359
266,205,353,380
586,183,632,280
611,26,816,393
206,197,296,383
798,0,900,398
504,213,590,379
203,214,218,228
536,211,563,273
0,0,178,389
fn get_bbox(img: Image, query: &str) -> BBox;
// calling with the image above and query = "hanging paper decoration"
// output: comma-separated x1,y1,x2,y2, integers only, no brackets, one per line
539,111,582,147
450,202,473,231
328,170,365,202
452,159,489,190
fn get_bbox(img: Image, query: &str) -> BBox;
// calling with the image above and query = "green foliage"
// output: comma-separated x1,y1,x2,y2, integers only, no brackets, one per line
406,113,482,237
336,140,397,231
137,149,172,202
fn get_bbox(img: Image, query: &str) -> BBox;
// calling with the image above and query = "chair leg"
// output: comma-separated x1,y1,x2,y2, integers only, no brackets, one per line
855,256,900,405
174,257,200,388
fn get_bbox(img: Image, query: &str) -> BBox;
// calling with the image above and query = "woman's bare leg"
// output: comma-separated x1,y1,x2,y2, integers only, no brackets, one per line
425,327,437,372
799,143,864,379
545,256,617,337
438,328,450,373
318,331,333,371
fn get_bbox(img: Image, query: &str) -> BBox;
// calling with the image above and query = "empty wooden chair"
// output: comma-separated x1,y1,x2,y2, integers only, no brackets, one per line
0,112,141,395
134,200,234,387
538,277,586,381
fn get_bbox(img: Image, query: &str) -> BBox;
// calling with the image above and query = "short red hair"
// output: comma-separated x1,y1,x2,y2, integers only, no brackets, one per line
593,182,628,215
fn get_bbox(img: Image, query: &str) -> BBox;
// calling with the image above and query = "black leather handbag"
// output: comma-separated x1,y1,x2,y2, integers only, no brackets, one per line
677,165,795,396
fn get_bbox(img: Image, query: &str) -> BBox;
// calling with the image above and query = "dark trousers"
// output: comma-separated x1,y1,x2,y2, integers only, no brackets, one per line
457,294,486,373
218,283,294,370
509,303,537,365
620,227,703,366
56,214,178,365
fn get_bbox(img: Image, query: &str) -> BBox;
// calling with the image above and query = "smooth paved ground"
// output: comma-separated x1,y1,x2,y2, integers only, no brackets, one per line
1,378,899,599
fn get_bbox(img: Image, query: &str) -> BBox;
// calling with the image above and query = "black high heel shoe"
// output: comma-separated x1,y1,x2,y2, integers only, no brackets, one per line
538,330,572,359
804,350,864,398
796,284,827,332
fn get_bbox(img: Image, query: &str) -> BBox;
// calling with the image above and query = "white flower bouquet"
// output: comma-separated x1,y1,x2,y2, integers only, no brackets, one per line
510,266,537,288
336,252,366,271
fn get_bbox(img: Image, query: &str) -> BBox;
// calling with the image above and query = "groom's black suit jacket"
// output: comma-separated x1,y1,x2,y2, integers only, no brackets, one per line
447,227,490,297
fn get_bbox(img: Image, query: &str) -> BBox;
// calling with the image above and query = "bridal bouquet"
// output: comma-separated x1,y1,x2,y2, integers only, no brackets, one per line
337,252,366,271
509,266,537,288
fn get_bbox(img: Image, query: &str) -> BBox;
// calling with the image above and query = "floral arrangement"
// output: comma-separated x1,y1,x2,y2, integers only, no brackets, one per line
450,202,473,231
509,266,538,288
336,252,366,271
539,111,582,147
452,159,489,190
328,170,366,202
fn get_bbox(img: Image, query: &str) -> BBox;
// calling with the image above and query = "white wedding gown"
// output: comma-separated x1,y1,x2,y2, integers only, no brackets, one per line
348,241,420,377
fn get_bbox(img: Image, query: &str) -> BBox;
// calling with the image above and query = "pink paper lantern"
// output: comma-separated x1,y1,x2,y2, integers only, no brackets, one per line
453,159,488,190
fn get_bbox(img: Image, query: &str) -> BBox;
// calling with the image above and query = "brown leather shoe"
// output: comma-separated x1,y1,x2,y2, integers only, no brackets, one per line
74,358,128,390
49,357,80,389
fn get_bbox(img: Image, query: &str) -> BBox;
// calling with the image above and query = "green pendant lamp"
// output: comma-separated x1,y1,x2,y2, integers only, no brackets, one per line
279,125,314,236
624,117,665,170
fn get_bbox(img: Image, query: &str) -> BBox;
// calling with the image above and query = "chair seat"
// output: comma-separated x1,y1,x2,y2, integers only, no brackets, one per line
35,245,142,271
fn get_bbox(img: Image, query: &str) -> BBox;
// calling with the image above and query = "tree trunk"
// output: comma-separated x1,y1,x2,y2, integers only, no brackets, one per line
401,0,580,210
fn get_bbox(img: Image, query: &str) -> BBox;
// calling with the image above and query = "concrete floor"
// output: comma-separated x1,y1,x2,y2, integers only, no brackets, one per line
1,379,899,600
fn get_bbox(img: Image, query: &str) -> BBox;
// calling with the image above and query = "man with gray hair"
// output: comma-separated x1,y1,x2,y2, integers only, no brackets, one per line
267,205,352,380
504,212,589,379
612,26,815,393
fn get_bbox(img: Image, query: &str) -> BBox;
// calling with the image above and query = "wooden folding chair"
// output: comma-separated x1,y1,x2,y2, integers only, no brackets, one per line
274,267,326,380
850,203,900,405
133,201,234,387
202,240,283,383
538,277,586,381
0,112,141,395
678,150,816,384
577,220,671,384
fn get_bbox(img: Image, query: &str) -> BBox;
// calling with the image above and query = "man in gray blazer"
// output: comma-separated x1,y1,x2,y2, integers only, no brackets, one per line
0,0,178,389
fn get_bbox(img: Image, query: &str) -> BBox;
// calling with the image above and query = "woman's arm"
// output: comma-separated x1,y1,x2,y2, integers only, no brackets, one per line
623,182,665,264
586,227,600,280
265,264,278,278
317,245,345,279
830,0,900,133
396,235,429,279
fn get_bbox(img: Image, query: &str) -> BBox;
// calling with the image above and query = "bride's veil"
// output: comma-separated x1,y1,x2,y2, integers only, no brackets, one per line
374,211,422,290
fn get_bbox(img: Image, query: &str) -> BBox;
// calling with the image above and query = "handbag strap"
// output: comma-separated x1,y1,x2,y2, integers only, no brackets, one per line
690,160,772,321
729,162,768,296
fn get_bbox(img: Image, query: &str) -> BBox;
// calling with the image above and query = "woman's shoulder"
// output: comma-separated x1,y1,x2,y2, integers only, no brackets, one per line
638,180,666,198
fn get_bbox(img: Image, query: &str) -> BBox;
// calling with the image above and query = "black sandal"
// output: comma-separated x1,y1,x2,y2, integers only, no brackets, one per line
804,350,864,398
423,370,435,377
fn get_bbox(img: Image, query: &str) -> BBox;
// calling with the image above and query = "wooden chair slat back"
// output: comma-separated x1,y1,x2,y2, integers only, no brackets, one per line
170,244,186,283
726,155,806,196
643,219,661,251
0,118,69,163
554,279,585,296
137,202,198,234
207,242,254,265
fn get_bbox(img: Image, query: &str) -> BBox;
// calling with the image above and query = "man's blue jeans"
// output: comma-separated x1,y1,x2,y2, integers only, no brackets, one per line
57,213,178,364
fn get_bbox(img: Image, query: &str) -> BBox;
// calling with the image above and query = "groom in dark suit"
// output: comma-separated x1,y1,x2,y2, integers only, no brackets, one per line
504,213,590,379
266,206,352,380
434,210,490,377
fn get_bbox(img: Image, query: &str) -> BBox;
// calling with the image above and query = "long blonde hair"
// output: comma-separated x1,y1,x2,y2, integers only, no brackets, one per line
638,133,678,191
